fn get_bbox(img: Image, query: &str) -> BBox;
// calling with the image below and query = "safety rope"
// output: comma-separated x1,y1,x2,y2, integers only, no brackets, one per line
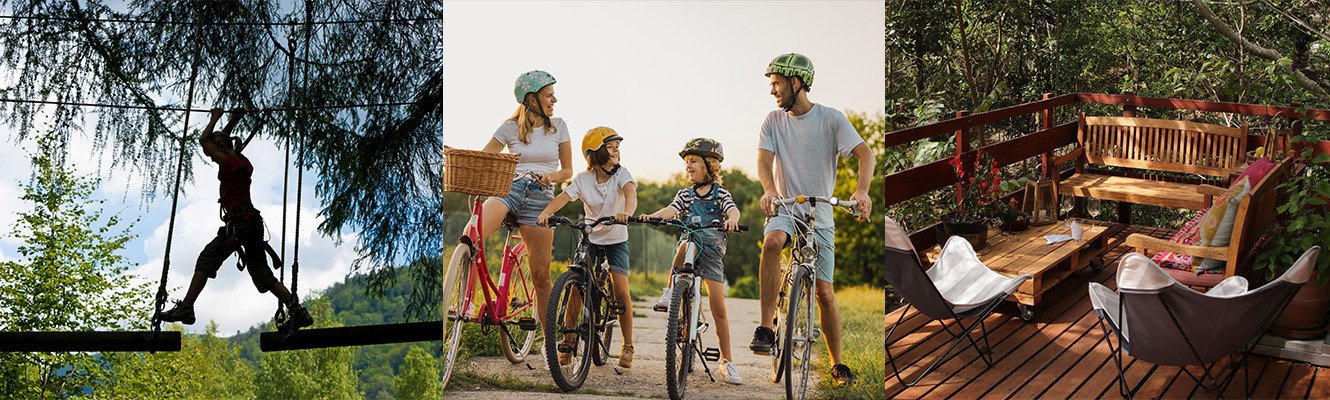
152,8,204,337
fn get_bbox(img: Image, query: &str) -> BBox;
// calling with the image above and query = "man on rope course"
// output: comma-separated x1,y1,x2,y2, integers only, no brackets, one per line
157,108,314,332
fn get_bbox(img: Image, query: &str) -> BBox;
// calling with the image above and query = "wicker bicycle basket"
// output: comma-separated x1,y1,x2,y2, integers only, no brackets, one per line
443,146,519,197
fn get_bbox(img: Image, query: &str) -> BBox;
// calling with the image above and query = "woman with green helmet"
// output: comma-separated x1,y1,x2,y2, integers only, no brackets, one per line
476,70,573,344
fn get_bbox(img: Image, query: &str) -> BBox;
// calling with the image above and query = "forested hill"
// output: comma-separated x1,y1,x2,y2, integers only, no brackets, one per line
227,270,440,399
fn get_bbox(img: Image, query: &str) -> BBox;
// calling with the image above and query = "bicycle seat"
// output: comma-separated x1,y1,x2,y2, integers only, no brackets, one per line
502,213,519,229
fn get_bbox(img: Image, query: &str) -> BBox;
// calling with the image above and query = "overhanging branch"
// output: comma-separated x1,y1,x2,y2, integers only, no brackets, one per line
1191,0,1330,100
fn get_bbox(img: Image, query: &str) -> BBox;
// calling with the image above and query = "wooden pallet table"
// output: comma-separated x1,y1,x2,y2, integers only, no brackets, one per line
926,221,1116,321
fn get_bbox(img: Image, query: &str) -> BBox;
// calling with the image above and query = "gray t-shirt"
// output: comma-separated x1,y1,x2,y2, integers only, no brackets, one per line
758,103,864,229
492,117,571,178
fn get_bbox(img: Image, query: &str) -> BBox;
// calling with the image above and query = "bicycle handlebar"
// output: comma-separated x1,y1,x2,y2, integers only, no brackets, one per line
637,216,749,232
545,215,623,230
772,195,862,217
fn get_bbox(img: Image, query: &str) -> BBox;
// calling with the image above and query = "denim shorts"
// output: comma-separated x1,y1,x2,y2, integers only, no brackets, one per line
491,176,554,227
683,238,728,283
587,241,630,276
764,213,836,283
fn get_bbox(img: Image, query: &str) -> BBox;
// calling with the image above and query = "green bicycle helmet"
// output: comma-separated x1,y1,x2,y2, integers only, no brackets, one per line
679,137,724,162
765,53,814,87
514,70,556,104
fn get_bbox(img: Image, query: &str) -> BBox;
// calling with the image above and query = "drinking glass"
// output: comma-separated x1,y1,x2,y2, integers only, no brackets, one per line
1086,198,1102,228
1060,194,1074,222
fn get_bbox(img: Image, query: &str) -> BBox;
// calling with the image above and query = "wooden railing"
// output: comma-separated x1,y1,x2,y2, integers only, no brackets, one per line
883,92,1330,250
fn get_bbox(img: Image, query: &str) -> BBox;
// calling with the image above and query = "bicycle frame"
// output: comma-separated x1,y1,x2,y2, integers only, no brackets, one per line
456,196,532,325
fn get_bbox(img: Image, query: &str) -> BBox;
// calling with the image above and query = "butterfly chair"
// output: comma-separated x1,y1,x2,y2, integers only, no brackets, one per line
1088,246,1319,399
883,216,1032,387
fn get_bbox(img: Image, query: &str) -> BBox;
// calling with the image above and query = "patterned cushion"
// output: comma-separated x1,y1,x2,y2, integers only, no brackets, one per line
1152,211,1206,271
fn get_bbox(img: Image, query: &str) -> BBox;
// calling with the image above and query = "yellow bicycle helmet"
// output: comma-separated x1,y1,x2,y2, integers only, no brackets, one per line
581,126,623,158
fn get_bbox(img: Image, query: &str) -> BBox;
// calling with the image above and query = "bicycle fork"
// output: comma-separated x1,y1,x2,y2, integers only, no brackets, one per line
681,243,721,381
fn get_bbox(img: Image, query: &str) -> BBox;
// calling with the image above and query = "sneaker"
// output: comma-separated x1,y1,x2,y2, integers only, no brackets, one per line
831,363,856,386
157,300,196,325
618,344,634,369
749,326,775,355
557,339,575,365
721,359,743,385
278,303,315,332
652,287,672,312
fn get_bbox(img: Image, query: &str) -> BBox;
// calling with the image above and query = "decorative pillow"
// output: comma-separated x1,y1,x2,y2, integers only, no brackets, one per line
1234,157,1276,188
1152,211,1205,271
1193,176,1253,272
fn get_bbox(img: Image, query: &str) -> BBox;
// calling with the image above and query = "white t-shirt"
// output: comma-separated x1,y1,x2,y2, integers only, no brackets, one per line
563,167,635,245
758,103,865,229
492,117,571,178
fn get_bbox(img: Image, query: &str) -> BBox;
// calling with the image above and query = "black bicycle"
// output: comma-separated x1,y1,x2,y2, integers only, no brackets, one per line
639,216,747,400
543,216,627,391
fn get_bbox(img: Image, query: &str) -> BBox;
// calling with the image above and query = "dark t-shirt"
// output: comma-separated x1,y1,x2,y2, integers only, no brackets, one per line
218,154,254,214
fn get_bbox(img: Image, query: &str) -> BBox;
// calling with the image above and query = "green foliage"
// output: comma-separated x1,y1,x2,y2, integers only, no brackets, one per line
253,298,361,399
1257,148,1330,284
832,112,887,287
0,129,149,396
393,346,443,400
99,322,256,399
0,0,445,322
728,276,759,299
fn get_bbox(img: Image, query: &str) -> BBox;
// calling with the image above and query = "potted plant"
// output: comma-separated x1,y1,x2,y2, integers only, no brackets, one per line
997,197,1031,232
1255,146,1330,340
938,150,1002,249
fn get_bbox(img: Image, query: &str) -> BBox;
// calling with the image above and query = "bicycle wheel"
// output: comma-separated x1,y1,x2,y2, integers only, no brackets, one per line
441,245,473,390
664,279,693,400
501,246,537,363
784,265,816,400
546,270,593,392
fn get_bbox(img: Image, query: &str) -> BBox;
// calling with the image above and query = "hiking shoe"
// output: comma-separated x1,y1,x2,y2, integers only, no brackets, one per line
557,339,575,365
721,359,743,385
831,363,856,385
157,300,196,325
749,326,775,355
653,287,672,312
279,303,315,331
618,344,634,369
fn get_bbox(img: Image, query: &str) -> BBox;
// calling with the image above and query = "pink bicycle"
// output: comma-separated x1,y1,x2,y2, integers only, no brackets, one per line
441,195,540,389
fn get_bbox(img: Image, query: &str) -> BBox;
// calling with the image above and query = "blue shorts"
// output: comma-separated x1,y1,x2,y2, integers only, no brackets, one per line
764,213,836,283
491,176,554,227
682,236,727,283
588,241,630,276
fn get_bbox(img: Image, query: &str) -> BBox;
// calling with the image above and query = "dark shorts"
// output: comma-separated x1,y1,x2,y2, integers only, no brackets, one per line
587,241,630,276
196,217,279,293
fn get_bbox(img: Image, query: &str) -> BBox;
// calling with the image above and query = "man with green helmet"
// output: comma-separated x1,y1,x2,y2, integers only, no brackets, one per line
750,52,875,386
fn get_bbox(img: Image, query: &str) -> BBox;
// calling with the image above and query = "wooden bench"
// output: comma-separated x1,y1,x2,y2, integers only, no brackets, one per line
1123,156,1291,287
1055,115,1249,211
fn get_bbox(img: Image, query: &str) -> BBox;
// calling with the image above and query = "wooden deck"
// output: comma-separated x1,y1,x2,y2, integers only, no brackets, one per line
885,224,1330,399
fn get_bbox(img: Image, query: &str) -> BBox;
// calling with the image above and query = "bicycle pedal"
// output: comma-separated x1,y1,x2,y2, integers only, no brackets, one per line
702,347,721,362
653,304,668,312
608,300,626,316
517,317,537,331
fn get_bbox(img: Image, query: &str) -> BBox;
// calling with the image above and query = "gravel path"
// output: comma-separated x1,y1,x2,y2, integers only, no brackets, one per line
443,296,820,399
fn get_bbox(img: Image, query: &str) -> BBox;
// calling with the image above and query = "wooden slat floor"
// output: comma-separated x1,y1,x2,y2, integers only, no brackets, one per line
885,224,1330,399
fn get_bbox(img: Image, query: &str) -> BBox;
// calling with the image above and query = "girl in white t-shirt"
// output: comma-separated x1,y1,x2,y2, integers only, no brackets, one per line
538,126,639,369
472,70,573,331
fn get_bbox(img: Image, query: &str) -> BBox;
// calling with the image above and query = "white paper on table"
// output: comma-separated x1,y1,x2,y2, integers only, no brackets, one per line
1070,221,1084,241
1044,235,1073,244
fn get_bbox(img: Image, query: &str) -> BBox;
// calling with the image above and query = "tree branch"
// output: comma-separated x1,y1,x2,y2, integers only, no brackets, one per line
1191,0,1330,100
